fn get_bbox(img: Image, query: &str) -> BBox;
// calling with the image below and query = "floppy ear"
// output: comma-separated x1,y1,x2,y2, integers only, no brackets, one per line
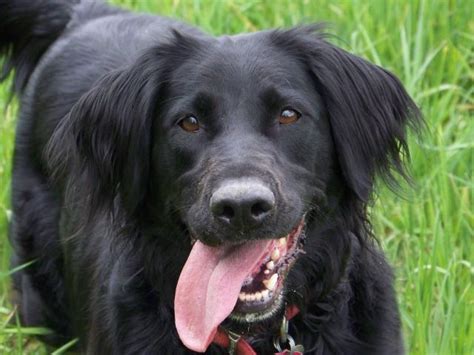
47,55,159,216
310,35,422,200
47,33,201,217
272,27,422,201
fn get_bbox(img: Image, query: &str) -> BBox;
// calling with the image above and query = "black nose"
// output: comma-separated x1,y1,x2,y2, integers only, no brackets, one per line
210,179,275,229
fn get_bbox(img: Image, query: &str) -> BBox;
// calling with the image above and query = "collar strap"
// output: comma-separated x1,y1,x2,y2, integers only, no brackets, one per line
212,305,301,355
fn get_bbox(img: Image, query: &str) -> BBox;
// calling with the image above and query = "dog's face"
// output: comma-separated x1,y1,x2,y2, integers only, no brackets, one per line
50,26,419,353
156,33,335,243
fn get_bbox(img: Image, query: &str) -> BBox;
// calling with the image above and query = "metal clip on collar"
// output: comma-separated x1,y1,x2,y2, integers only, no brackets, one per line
273,316,305,354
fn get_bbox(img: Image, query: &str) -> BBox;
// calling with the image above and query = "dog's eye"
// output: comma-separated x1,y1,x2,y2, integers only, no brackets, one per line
279,108,301,125
178,115,200,132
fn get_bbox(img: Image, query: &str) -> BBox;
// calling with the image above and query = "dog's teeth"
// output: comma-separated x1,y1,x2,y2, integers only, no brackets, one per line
239,293,246,301
264,269,270,275
267,274,278,291
271,248,280,261
244,294,252,302
242,277,252,286
261,289,270,299
255,292,262,301
266,261,275,270
278,237,287,246
249,294,256,301
263,273,278,291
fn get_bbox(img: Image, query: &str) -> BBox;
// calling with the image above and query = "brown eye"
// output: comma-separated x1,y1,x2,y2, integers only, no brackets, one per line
178,115,200,132
279,108,301,125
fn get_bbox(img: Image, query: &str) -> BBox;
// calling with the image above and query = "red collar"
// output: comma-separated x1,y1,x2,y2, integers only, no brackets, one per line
212,305,301,355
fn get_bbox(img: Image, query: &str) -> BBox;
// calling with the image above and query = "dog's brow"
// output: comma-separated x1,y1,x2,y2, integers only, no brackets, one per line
259,87,309,112
260,87,284,107
192,92,217,113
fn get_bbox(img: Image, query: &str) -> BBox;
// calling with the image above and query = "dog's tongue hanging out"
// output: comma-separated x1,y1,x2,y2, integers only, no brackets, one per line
175,239,272,352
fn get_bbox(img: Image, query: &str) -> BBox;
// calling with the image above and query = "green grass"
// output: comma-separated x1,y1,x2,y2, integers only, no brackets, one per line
0,0,472,353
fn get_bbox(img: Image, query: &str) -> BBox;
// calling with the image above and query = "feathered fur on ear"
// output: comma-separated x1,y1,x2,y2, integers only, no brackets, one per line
271,26,422,201
47,32,202,218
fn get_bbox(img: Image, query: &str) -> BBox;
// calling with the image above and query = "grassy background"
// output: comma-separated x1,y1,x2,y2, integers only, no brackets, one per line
0,0,472,353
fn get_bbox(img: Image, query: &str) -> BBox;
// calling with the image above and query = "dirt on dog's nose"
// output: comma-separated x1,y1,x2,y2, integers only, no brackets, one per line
210,178,275,230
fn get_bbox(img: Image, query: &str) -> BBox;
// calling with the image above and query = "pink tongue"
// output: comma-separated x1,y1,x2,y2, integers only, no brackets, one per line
174,239,272,352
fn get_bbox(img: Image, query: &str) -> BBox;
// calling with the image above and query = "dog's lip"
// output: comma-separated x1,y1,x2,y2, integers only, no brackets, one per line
189,217,306,247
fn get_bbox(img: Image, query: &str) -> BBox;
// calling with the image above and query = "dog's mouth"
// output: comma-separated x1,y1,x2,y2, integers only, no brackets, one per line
174,218,305,352
230,221,305,320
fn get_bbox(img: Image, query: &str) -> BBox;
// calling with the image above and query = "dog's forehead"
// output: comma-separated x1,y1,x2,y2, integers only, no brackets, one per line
175,32,308,94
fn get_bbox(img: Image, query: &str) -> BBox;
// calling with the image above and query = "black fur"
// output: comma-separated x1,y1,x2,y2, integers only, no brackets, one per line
1,1,421,354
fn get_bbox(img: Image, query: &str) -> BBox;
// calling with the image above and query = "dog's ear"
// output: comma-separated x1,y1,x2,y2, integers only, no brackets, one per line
272,27,422,201
307,33,423,201
48,55,159,217
47,32,201,217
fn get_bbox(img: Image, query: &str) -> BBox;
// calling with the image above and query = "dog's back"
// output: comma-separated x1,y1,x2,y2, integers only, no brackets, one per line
1,0,199,145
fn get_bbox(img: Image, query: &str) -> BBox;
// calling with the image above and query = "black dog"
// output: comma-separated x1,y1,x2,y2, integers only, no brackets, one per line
0,1,421,354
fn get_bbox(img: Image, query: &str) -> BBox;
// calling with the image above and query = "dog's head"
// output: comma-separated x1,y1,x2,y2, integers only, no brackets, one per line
48,25,420,352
